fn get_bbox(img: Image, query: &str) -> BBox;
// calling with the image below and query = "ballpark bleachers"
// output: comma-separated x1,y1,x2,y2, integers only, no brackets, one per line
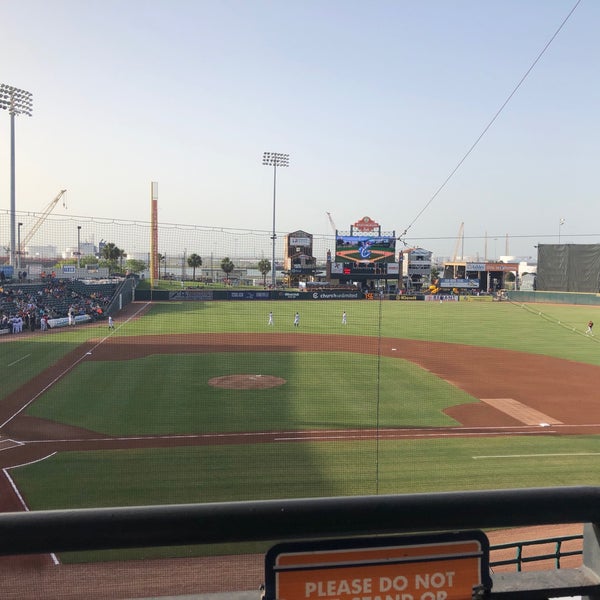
0,279,118,333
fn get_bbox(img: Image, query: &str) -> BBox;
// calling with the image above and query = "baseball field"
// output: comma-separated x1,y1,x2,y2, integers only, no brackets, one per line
1,297,600,568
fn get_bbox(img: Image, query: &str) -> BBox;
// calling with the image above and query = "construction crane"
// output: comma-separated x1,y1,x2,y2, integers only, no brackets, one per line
326,212,337,234
20,189,67,254
452,222,464,262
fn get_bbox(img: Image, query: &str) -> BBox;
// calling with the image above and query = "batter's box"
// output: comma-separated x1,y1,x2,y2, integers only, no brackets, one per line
481,398,563,425
0,437,24,452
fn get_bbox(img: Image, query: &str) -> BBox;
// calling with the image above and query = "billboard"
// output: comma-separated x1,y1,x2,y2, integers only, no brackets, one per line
335,236,396,264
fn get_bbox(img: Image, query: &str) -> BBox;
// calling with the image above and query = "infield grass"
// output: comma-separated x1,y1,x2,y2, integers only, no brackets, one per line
26,351,469,434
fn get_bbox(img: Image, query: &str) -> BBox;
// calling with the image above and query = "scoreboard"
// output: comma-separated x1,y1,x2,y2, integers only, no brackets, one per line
331,262,399,276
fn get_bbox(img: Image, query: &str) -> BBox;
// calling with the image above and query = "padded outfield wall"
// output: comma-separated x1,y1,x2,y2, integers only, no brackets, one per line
508,290,600,305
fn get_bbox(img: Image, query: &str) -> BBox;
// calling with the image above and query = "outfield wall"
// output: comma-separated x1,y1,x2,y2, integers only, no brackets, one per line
134,289,366,301
508,290,600,305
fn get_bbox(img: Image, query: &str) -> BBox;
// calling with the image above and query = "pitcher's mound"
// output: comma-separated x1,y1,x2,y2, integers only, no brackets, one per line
208,375,286,389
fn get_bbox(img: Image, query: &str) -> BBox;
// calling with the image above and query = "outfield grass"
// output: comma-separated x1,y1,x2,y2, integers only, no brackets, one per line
119,300,600,364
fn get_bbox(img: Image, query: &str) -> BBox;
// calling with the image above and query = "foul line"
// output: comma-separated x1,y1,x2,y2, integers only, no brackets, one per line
474,452,600,459
3,458,60,565
7,353,31,367
0,303,151,430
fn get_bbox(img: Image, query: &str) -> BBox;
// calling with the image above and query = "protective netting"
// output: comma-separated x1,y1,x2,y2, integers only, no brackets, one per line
0,209,334,278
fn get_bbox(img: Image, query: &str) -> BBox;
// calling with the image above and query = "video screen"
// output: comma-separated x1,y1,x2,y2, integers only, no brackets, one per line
335,236,396,263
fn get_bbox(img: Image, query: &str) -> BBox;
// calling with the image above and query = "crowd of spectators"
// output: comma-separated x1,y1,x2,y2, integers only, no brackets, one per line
0,278,117,335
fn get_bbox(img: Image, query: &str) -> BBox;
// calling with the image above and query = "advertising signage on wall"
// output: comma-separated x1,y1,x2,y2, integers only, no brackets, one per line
466,262,519,272
289,236,311,246
335,236,396,264
439,278,480,289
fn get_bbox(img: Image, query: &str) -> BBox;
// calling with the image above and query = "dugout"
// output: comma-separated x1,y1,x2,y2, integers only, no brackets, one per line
536,244,600,292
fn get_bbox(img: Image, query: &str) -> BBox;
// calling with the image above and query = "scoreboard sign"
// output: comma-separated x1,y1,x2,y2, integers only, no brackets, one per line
264,531,490,600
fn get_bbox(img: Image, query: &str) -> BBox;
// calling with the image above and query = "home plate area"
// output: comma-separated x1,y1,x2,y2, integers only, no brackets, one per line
481,398,563,426
0,436,24,452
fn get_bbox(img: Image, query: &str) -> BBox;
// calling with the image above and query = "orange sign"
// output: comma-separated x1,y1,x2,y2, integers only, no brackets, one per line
264,532,490,600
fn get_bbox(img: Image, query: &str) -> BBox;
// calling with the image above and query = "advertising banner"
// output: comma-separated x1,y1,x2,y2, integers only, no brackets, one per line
169,290,214,301
439,278,479,289
48,314,92,328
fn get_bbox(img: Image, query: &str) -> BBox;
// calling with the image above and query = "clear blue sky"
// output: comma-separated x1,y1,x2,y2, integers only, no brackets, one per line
1,0,597,260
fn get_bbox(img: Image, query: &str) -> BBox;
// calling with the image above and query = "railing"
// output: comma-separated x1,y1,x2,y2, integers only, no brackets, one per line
0,486,599,599
491,534,584,571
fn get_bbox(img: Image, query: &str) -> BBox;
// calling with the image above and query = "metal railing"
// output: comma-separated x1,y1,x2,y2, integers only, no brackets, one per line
491,534,584,571
1,486,599,599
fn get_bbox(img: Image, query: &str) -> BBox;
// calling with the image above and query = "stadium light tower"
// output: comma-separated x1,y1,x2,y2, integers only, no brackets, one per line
0,83,33,268
262,152,290,288
559,218,565,243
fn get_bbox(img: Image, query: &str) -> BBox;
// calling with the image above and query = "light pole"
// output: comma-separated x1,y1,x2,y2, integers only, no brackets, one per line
17,222,22,272
559,218,565,243
77,226,82,268
262,152,289,288
0,84,33,268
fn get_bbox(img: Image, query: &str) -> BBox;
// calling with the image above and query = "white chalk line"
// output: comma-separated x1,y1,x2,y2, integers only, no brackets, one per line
3,454,60,565
0,302,151,430
7,353,31,367
276,431,557,441
16,422,600,445
0,437,24,452
473,452,600,459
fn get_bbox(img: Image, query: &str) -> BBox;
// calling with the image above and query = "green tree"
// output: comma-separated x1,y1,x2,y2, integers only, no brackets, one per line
187,253,203,281
101,242,124,273
126,258,147,274
101,242,121,262
220,257,235,283
258,258,271,287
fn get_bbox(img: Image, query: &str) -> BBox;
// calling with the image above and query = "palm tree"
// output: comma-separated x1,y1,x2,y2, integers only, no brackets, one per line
101,242,121,262
220,257,235,284
258,258,271,287
187,253,202,281
117,248,127,270
101,242,123,273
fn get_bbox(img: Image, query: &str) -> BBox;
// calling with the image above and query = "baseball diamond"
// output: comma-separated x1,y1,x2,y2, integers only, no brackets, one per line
0,300,599,598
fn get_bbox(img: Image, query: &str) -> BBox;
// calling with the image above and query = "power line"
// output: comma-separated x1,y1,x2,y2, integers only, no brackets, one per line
399,0,582,242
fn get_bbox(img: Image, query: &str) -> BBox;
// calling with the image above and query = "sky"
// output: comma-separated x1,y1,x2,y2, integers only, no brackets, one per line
1,0,598,261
